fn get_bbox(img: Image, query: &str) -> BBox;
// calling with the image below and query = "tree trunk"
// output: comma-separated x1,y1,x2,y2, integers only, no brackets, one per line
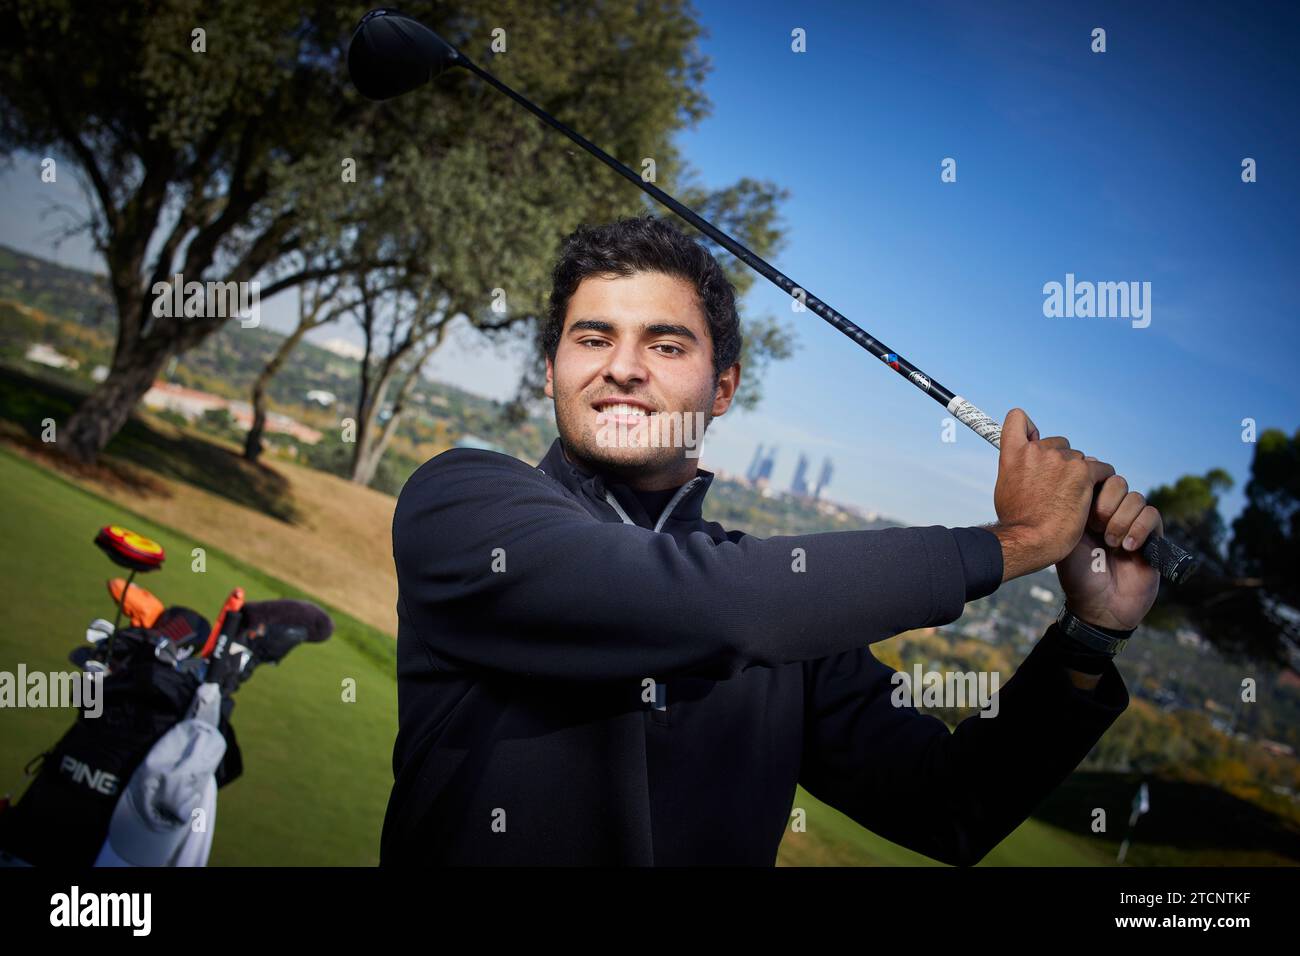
244,322,312,463
351,331,444,487
352,404,403,487
243,395,270,464
60,340,171,464
349,364,396,484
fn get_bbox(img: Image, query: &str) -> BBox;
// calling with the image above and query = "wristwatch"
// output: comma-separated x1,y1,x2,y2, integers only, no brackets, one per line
1056,603,1134,657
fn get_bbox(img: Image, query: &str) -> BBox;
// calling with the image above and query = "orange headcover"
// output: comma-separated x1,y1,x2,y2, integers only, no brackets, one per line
201,587,246,658
107,578,166,629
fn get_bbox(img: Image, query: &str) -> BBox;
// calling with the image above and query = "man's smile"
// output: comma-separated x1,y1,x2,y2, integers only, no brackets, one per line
592,397,657,425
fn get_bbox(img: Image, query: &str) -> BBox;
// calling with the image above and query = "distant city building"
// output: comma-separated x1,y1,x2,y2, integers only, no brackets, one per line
227,402,323,445
813,457,833,500
305,389,336,407
141,382,322,445
25,342,79,370
790,453,810,497
1260,739,1295,758
141,381,224,419
745,443,766,484
752,445,777,490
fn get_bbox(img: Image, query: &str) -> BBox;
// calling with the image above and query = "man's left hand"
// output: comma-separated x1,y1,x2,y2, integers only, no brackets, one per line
1054,468,1163,631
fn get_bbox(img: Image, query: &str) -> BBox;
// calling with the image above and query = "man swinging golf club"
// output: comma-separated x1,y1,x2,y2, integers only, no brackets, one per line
381,215,1164,866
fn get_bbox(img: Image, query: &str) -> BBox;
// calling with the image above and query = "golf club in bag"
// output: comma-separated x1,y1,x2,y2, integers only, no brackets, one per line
346,7,1200,586
0,526,333,867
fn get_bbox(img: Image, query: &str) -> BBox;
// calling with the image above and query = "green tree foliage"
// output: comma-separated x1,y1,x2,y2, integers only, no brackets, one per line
0,0,792,467
1147,468,1235,568
1148,429,1300,669
1230,428,1300,601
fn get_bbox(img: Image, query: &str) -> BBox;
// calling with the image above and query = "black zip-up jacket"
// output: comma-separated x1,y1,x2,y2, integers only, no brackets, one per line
380,438,1130,866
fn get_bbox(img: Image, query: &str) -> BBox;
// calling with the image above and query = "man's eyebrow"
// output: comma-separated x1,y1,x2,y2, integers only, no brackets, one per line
567,318,699,342
644,323,698,342
568,319,615,334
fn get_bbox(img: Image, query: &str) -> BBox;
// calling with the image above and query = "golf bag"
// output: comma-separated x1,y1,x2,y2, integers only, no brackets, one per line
0,632,242,868
0,595,332,867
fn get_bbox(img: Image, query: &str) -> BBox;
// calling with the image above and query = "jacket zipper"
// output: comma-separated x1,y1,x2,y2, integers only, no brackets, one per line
653,477,703,533
601,476,702,533
603,476,703,717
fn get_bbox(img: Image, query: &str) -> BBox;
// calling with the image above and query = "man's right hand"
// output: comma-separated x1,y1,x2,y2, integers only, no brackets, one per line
990,407,1116,582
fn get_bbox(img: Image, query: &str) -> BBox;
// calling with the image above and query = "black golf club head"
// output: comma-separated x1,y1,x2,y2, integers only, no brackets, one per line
348,8,461,100
238,599,334,667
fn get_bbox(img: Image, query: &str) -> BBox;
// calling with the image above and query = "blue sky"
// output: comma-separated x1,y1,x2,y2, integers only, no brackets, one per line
2,0,1296,532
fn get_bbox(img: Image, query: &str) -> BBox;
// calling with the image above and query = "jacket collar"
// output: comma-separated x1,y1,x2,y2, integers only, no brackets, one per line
536,437,715,527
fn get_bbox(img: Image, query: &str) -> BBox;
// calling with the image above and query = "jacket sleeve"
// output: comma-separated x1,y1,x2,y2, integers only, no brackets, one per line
797,622,1129,867
392,447,1004,682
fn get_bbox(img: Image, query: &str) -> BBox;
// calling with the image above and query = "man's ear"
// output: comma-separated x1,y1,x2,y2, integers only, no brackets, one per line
544,354,555,399
711,363,740,417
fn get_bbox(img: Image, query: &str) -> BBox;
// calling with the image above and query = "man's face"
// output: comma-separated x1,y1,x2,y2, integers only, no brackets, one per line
544,270,739,488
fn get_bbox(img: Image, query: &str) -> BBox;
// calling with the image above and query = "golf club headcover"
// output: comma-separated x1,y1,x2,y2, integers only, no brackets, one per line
200,588,245,658
107,578,165,628
348,8,461,100
239,599,334,665
153,607,211,651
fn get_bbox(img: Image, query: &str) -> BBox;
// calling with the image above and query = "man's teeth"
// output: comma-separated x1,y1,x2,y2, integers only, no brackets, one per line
601,403,648,417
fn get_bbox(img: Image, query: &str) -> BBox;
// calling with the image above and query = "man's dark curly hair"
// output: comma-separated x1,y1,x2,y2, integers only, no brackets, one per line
542,215,742,383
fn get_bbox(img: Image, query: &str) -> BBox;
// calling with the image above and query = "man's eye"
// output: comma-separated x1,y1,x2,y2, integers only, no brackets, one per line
579,338,609,348
653,343,684,355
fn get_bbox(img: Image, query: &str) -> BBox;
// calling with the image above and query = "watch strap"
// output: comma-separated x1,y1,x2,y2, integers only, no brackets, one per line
1056,604,1134,657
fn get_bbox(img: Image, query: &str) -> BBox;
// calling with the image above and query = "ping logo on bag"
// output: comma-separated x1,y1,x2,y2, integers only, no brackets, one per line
58,755,120,795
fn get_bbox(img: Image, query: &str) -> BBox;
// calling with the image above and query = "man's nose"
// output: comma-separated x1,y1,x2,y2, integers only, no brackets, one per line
600,339,648,385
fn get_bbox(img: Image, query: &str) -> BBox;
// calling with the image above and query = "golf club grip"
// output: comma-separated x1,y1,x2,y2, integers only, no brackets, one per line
1139,534,1199,585
947,396,1201,585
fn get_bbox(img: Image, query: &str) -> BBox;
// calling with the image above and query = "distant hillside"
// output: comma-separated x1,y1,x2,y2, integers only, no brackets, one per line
0,244,559,474
0,245,115,327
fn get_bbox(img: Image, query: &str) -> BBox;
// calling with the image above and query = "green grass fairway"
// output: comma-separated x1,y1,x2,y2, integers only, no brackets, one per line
0,447,397,865
779,786,1115,866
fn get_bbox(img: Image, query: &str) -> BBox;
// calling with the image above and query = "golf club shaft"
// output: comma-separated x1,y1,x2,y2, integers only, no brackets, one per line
457,53,1196,585
104,567,137,662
